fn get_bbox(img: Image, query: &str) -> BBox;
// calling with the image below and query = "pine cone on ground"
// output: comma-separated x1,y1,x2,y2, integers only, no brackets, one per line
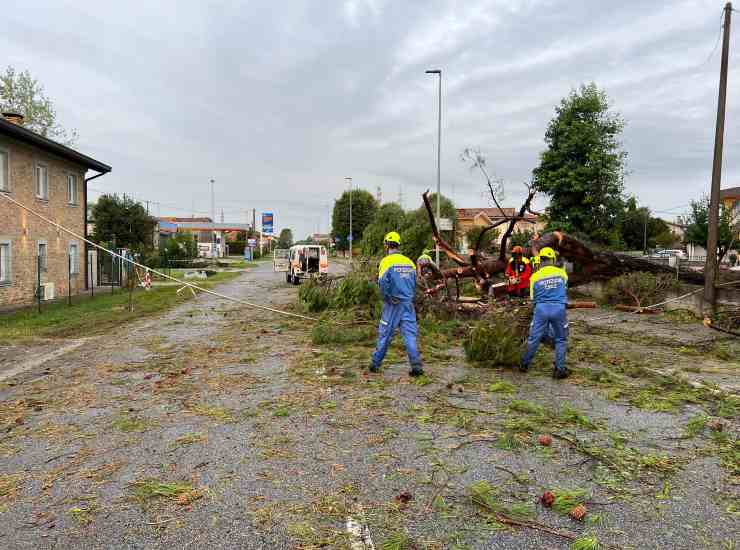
569,504,587,521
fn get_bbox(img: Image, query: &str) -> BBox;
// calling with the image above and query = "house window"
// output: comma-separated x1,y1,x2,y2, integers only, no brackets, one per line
37,241,47,272
0,149,8,192
0,240,11,285
35,164,48,199
69,242,79,274
68,174,78,205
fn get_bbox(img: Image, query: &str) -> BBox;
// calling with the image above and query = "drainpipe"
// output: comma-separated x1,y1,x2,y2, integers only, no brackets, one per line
83,171,109,291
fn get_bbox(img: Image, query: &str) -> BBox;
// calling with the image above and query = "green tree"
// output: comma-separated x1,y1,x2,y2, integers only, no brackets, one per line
0,66,78,145
331,190,378,251
533,83,627,246
277,228,294,248
360,202,406,256
464,225,500,253
91,194,156,251
163,232,197,261
400,193,457,261
685,195,735,261
619,197,670,251
509,228,534,249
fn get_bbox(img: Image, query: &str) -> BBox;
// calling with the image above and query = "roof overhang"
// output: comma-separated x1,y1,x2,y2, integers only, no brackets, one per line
0,118,111,174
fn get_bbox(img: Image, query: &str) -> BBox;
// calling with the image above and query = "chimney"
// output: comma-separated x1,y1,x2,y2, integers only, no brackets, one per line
2,112,24,126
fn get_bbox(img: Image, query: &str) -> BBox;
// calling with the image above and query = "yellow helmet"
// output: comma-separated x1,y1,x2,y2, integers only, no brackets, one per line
384,231,401,245
539,246,557,259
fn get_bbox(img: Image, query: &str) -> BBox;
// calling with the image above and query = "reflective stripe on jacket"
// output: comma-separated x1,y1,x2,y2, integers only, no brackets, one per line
529,265,568,304
378,253,416,303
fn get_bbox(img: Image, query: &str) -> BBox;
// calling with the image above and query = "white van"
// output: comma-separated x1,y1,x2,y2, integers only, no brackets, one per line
286,245,328,284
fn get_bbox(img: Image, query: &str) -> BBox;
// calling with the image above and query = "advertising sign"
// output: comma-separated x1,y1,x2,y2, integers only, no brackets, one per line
247,238,257,247
262,212,274,235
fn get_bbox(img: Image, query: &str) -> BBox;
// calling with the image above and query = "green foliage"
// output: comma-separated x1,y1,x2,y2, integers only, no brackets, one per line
277,228,294,248
311,322,375,345
685,195,735,261
332,189,378,251
620,197,670,251
464,317,524,368
298,280,333,312
551,488,588,515
92,194,156,252
298,271,381,314
465,225,499,253
560,405,596,429
333,273,381,310
488,381,516,394
603,272,679,308
360,202,406,256
468,480,534,521
0,66,77,145
571,534,602,550
509,229,534,249
400,193,458,261
533,83,626,246
684,414,709,438
131,479,194,503
228,241,246,255
381,532,412,550
163,232,198,262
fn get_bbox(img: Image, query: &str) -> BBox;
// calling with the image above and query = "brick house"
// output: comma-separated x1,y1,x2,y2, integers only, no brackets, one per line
0,112,111,308
456,207,544,252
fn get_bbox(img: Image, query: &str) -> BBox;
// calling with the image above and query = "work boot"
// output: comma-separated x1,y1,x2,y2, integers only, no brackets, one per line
518,362,529,373
369,364,380,374
552,367,569,380
409,364,424,377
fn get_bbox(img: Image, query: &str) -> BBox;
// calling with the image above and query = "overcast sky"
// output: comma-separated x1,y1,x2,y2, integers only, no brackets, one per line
4,0,739,238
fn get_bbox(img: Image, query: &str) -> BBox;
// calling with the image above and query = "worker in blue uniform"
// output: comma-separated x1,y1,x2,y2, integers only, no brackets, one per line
519,247,570,379
370,232,424,376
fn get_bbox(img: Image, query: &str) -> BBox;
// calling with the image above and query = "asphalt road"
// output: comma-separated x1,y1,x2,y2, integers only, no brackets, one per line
0,261,737,549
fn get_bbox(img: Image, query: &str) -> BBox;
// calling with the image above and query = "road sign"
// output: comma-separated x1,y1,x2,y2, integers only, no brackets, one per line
262,212,274,235
248,238,257,247
436,217,453,231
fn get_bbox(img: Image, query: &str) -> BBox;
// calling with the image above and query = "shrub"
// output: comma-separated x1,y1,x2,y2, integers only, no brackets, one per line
298,280,332,312
603,272,679,308
464,315,524,368
332,272,381,310
229,241,246,255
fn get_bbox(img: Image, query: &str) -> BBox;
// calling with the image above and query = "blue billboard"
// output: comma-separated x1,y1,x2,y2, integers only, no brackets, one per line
261,212,274,235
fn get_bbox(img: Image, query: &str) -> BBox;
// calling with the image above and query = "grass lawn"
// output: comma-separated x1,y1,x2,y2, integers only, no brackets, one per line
0,271,241,342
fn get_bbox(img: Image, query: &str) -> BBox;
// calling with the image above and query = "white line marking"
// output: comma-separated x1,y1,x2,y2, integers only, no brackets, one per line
0,339,88,382
346,516,375,550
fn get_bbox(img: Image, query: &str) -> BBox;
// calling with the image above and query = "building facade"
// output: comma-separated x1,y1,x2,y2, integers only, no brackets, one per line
456,207,544,252
0,113,110,308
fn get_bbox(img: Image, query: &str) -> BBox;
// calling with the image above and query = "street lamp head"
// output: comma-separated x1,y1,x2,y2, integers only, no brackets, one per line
425,69,441,74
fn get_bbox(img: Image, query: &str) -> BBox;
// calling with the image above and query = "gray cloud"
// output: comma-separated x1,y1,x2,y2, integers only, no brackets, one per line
2,0,737,236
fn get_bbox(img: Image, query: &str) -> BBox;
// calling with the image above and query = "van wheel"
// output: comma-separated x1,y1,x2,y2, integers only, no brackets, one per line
292,273,300,285
286,272,291,284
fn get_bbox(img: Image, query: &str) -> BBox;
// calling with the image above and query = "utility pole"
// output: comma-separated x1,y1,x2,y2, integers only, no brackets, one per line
704,2,733,311
252,208,256,234
210,178,215,222
643,210,648,254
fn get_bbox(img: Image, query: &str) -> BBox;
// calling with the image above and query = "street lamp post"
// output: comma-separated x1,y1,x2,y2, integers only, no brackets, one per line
210,178,216,258
426,69,442,265
345,176,353,258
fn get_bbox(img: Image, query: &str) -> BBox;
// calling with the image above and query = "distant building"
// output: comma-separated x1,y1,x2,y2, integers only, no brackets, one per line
310,233,332,244
155,217,251,258
0,112,111,307
456,207,544,252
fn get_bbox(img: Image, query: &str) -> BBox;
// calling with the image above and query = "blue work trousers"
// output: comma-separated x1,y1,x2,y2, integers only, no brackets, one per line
371,301,421,369
521,303,568,372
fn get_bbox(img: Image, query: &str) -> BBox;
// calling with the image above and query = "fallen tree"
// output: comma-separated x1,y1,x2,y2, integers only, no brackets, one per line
420,189,706,299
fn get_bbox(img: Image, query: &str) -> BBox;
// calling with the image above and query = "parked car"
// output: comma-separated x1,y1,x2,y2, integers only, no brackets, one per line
286,244,328,284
